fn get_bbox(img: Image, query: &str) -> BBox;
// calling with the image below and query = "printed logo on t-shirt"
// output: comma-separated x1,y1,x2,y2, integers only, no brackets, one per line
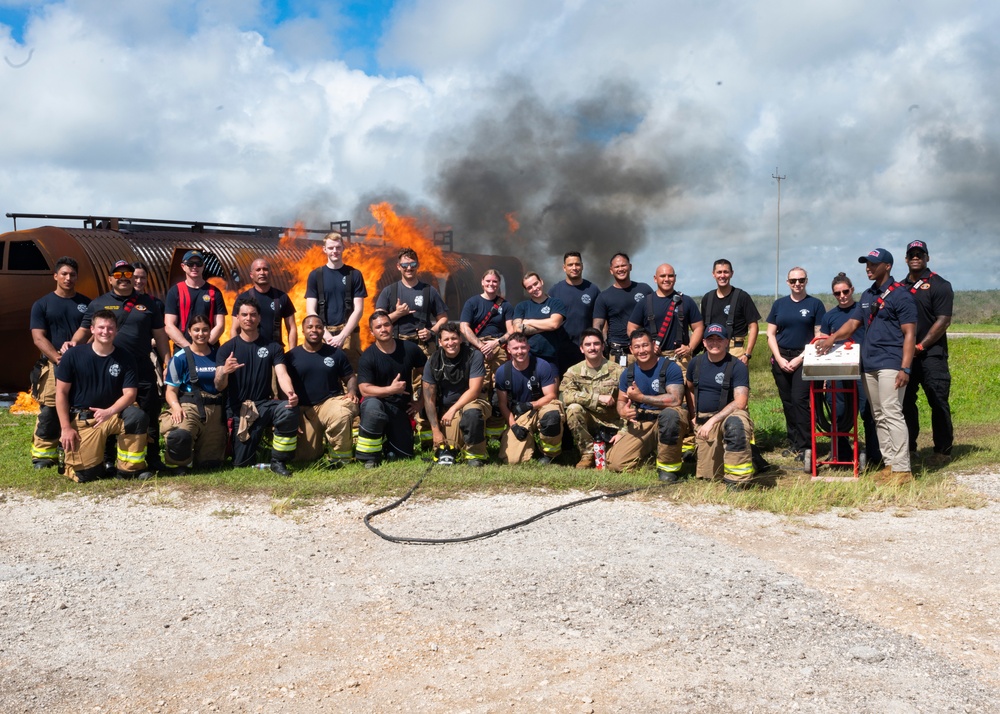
257,347,269,359
634,292,645,303
715,372,725,385
723,305,731,315
920,283,930,290
109,362,121,378
324,357,335,368
651,378,660,392
341,276,347,285
582,294,592,305
134,305,147,311
414,295,424,307
77,304,87,313
541,306,551,315
202,295,211,303
270,300,276,310
799,309,810,317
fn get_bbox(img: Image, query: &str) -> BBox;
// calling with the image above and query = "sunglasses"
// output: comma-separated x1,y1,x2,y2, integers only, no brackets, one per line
399,261,418,269
112,270,134,280
787,278,807,284
185,260,204,268
833,289,852,297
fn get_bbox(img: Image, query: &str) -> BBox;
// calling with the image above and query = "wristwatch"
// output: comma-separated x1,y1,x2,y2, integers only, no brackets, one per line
901,367,911,374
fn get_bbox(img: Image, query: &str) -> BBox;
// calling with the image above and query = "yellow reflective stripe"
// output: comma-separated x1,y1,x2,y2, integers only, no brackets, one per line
117,448,146,464
725,462,754,476
681,444,695,454
417,430,433,441
656,460,682,473
356,435,384,454
31,445,59,459
330,449,353,459
486,427,506,437
272,434,297,452
539,442,562,455
464,452,488,461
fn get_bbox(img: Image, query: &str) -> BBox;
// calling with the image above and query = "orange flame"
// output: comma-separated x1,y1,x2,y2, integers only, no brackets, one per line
11,391,40,415
274,204,450,350
505,212,520,233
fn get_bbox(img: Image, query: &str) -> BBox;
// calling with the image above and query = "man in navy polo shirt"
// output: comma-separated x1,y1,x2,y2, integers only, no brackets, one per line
816,248,917,484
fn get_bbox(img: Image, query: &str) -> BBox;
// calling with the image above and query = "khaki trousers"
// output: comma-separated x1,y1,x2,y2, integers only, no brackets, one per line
439,398,490,461
64,411,147,482
864,369,910,473
500,401,565,464
31,360,59,462
606,406,688,473
159,403,227,467
694,409,754,482
296,396,360,461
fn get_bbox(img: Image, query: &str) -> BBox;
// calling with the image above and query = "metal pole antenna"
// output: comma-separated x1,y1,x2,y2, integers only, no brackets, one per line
772,167,786,299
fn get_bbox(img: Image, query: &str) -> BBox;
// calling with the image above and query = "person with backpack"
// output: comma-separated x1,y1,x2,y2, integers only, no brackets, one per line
700,259,760,364
423,322,490,466
460,268,514,439
606,329,689,480
164,250,227,348
685,324,756,489
160,314,226,475
494,332,564,464
375,247,449,444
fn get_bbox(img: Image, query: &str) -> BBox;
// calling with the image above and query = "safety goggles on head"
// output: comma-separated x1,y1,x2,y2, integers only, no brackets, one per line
112,270,134,280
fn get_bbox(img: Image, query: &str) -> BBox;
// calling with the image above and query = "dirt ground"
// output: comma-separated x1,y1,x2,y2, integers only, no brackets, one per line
2,472,999,713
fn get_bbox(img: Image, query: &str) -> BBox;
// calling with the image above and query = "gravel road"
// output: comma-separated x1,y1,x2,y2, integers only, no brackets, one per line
2,473,999,713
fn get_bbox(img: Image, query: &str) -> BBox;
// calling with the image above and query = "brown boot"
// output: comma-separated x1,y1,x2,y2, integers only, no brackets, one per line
576,451,595,469
872,465,893,483
886,471,914,486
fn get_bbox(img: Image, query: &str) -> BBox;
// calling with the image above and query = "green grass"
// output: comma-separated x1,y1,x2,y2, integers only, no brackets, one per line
2,337,997,516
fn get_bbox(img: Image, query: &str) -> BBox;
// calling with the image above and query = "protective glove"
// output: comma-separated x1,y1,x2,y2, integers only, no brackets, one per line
510,424,530,441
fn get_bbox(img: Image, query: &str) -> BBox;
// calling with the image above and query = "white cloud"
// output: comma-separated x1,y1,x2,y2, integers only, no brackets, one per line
0,0,998,293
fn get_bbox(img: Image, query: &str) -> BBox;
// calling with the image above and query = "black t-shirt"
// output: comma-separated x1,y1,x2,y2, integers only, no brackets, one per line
375,281,448,337
164,282,227,332
216,334,286,412
548,280,601,344
628,293,702,351
305,265,367,327
30,292,91,353
234,287,295,344
459,295,512,339
903,269,954,357
423,345,486,409
699,288,761,339
81,291,165,378
285,344,353,406
56,345,139,410
357,340,428,407
593,281,653,346
686,353,750,414
512,296,570,362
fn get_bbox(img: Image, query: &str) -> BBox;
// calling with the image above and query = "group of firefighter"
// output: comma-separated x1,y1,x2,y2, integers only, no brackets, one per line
27,232,953,489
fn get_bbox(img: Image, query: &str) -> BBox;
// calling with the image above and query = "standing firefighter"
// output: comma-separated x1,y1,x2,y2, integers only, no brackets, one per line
606,330,689,480
56,310,151,482
29,256,91,469
423,322,491,466
686,324,757,489
305,231,367,371
559,328,623,469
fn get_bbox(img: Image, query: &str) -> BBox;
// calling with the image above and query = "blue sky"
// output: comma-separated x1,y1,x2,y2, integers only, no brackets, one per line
1,1,998,294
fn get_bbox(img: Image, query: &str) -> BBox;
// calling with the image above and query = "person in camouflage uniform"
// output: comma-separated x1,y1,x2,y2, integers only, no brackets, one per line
559,328,624,468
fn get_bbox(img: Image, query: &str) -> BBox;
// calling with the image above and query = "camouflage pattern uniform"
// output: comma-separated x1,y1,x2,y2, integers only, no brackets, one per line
559,359,624,457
